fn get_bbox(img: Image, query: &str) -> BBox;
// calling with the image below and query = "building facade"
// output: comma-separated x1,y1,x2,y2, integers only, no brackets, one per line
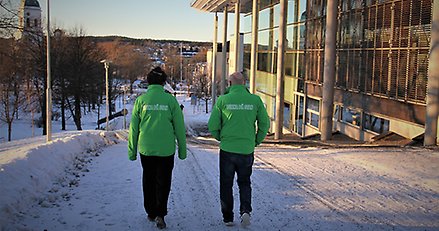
17,0,42,39
192,0,438,144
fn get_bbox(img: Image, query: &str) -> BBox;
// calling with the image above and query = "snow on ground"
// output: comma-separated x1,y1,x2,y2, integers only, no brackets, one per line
0,93,438,230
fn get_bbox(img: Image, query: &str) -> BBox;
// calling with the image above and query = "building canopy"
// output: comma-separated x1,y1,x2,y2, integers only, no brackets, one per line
191,0,253,13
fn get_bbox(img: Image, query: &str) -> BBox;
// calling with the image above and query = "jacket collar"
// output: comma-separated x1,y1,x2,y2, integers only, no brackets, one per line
148,84,164,91
228,85,248,93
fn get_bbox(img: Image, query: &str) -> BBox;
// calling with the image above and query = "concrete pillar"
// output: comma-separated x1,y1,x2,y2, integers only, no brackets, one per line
234,0,241,72
212,13,218,107
221,5,229,95
320,0,338,141
274,0,288,140
425,0,439,146
250,0,259,94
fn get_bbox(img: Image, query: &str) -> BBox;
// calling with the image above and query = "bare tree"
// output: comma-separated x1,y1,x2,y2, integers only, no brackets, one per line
0,0,20,37
0,38,26,141
62,28,104,130
98,40,151,93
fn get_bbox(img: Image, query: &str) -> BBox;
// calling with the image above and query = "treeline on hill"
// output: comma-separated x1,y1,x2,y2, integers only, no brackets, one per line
89,35,211,47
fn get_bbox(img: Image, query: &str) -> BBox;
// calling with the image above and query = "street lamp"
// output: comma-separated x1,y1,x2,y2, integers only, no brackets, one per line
100,59,111,131
123,87,127,129
46,0,52,142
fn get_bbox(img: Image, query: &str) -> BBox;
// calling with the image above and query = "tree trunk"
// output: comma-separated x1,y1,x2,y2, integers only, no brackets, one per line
61,95,66,130
7,121,12,142
41,94,47,135
74,93,82,130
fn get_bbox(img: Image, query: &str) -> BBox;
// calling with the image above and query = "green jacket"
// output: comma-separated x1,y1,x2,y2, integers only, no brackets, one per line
128,85,186,160
208,85,270,154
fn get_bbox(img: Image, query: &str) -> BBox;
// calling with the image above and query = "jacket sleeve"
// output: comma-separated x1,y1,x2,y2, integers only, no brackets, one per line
208,99,222,141
172,99,187,160
128,98,140,161
255,98,270,146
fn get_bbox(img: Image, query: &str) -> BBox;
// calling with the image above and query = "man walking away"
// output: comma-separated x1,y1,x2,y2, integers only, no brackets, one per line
128,67,187,229
208,71,270,227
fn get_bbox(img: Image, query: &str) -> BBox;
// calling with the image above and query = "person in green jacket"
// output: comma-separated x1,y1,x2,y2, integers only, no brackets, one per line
128,67,186,229
208,71,270,227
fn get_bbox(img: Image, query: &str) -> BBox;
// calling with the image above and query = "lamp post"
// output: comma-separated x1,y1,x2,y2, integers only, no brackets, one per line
46,0,52,142
101,60,111,131
123,87,127,130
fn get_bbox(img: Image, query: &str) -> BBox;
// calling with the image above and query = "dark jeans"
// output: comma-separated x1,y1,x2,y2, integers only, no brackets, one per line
140,154,175,218
219,149,254,222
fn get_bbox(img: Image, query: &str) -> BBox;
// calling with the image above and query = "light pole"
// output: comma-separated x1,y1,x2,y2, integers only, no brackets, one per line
123,87,127,130
46,0,52,142
101,60,111,131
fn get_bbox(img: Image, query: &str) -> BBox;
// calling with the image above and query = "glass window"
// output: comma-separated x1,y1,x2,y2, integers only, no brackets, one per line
272,28,279,51
243,51,251,70
341,107,361,127
299,23,305,49
334,105,341,120
306,97,320,128
364,113,390,134
242,15,252,33
285,53,296,77
259,8,270,30
298,53,305,79
286,24,299,50
259,28,278,51
299,0,307,22
270,52,278,74
310,113,319,128
283,103,291,128
243,33,252,51
257,52,269,72
258,30,270,50
287,0,298,23
273,4,280,28
307,97,320,112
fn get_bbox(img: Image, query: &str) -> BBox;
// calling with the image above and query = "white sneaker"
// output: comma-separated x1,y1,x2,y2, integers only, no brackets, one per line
240,213,250,227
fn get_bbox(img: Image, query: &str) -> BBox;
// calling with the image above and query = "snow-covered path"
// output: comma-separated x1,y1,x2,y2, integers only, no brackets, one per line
14,138,439,231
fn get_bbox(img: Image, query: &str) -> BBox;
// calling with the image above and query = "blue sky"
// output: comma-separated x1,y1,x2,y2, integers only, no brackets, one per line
37,0,222,42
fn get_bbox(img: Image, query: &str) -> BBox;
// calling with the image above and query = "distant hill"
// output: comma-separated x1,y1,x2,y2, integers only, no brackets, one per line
87,35,212,47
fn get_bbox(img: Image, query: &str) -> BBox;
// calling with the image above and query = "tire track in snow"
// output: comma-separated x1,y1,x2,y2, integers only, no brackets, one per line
253,152,369,229
257,144,438,228
167,144,223,230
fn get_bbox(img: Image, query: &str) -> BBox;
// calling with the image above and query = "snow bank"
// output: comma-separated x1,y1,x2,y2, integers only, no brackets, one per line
0,131,121,228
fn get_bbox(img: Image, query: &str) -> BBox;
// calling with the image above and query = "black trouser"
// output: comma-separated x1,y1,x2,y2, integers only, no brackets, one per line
140,154,175,218
219,149,254,222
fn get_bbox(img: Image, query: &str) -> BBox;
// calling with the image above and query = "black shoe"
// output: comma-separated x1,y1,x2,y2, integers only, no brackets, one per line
223,218,234,226
147,215,156,222
155,216,166,229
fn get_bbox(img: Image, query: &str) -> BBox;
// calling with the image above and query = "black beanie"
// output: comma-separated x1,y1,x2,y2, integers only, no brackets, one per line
147,67,167,85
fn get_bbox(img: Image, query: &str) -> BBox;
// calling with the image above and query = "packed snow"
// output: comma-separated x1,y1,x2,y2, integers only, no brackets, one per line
0,93,438,231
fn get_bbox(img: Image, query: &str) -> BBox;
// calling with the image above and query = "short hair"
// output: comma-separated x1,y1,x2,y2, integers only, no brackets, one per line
147,67,167,85
228,71,245,85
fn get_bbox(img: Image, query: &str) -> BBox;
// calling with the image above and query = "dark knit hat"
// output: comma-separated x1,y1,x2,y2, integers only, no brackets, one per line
147,67,167,85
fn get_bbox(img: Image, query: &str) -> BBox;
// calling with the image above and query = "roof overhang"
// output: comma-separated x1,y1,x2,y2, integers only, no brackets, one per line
191,0,252,14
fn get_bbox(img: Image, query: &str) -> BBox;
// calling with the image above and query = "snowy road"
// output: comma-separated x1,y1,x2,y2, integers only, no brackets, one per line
13,137,439,231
